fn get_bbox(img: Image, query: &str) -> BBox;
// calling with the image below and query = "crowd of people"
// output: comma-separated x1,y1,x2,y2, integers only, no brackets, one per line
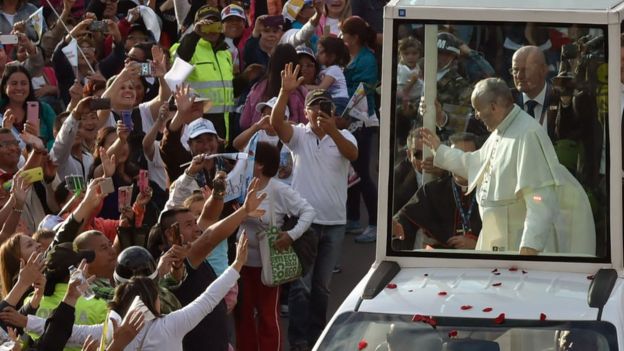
0,0,390,350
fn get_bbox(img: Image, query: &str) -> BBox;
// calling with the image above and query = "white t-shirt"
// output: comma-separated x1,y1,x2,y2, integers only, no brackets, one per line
325,17,341,37
319,65,349,99
286,124,357,225
397,63,423,100
146,140,169,191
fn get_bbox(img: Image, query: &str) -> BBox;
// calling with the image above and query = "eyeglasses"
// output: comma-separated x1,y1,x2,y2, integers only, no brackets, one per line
0,140,19,148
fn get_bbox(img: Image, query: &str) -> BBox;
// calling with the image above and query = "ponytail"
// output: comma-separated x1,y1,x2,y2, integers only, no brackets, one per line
342,16,377,50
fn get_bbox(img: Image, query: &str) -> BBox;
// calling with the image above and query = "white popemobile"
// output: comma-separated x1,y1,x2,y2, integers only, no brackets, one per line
315,1,624,350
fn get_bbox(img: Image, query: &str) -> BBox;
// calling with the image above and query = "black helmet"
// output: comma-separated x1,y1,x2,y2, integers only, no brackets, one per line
437,32,461,56
114,246,158,284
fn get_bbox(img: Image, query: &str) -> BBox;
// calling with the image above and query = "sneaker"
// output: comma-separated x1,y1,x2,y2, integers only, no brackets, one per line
355,226,377,243
333,265,342,274
346,220,363,234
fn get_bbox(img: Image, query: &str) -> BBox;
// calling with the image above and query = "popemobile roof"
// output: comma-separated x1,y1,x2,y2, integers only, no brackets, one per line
389,0,623,12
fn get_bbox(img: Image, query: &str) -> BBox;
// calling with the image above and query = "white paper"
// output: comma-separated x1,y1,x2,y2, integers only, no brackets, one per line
62,38,78,67
164,57,194,91
139,5,162,42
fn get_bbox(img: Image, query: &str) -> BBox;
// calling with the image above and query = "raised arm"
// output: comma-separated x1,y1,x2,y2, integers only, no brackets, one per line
271,63,303,144
145,46,172,122
143,105,168,161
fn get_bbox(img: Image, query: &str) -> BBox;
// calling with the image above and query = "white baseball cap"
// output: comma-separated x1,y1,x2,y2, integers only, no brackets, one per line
188,118,218,139
255,97,290,118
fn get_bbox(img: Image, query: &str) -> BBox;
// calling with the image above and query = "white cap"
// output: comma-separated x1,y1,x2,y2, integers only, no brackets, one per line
188,118,218,139
255,97,290,118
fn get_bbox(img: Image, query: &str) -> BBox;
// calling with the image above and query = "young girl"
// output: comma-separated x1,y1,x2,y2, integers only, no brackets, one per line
316,0,351,37
397,36,423,109
306,36,351,115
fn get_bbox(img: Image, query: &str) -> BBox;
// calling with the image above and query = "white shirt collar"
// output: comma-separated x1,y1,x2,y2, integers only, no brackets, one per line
522,82,547,106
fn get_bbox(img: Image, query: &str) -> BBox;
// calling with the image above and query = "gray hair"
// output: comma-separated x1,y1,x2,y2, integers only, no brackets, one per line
471,78,513,107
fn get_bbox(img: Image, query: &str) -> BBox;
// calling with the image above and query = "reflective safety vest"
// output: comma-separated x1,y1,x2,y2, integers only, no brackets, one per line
171,38,235,142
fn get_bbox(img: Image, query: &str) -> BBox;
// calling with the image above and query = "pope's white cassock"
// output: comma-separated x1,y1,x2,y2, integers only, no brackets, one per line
433,105,595,255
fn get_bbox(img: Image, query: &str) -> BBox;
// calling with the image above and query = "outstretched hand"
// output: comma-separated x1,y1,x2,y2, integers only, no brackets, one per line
281,63,304,93
418,127,441,152
242,178,267,217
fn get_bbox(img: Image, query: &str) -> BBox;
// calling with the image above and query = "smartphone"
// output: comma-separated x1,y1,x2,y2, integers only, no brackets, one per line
319,101,333,116
88,21,107,32
168,95,177,112
21,167,43,184
89,98,111,110
26,101,39,124
65,175,86,195
138,170,148,193
118,185,133,210
139,62,152,77
121,111,134,130
0,35,18,45
100,177,115,195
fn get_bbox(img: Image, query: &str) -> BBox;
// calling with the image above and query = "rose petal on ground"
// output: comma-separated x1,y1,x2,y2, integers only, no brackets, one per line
540,313,547,321
460,305,473,310
522,270,528,274
492,282,502,287
438,291,448,296
448,330,458,337
509,267,518,272
358,339,368,350
491,268,498,273
412,314,425,322
587,275,595,280
386,283,397,289
482,307,493,312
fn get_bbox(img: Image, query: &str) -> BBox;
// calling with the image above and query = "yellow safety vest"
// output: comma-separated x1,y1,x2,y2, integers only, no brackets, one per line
171,38,235,142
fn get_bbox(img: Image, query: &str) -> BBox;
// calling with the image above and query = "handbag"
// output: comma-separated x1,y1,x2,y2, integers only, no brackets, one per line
281,216,318,276
259,185,303,287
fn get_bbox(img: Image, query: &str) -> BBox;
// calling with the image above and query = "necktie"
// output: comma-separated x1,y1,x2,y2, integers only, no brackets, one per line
525,100,538,118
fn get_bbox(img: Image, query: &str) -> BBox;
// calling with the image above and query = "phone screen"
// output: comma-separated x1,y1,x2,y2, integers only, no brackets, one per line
320,101,333,116
121,111,134,130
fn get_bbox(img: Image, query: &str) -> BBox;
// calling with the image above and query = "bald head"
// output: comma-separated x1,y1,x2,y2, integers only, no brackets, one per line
511,46,548,98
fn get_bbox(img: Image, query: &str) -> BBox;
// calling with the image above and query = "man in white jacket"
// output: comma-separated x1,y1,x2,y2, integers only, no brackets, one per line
420,78,595,256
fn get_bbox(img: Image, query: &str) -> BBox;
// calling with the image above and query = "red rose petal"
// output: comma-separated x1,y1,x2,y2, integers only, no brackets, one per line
412,314,425,322
494,313,506,324
358,339,368,350
427,316,438,327
386,283,397,289
482,307,493,312
540,313,547,321
587,275,595,280
491,268,498,273
438,291,448,296
522,270,528,274
493,272,501,276
424,273,429,277
408,289,413,292
448,330,458,338
460,305,473,310
492,282,502,287
509,267,518,272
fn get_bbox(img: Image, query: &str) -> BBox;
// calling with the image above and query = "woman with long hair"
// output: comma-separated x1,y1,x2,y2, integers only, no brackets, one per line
341,16,380,243
235,141,315,351
240,44,308,130
0,64,57,150
315,0,351,37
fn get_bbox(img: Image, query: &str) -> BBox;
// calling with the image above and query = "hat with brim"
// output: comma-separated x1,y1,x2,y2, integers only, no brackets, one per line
305,89,333,107
195,5,221,23
261,15,284,29
296,45,316,62
188,118,218,139
221,4,247,24
255,97,290,118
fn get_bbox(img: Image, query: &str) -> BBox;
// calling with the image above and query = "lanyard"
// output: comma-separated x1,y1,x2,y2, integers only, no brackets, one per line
451,182,475,235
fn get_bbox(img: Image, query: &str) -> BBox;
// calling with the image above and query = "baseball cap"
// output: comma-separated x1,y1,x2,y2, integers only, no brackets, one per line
38,215,65,232
296,45,316,62
195,5,221,23
255,97,290,118
45,242,95,277
261,15,284,29
188,118,218,139
221,4,247,24
437,32,461,56
305,89,333,107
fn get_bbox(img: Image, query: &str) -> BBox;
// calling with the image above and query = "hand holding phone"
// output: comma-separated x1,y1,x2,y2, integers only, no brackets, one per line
26,101,39,125
139,62,152,77
121,111,134,130
118,185,133,211
138,170,149,193
88,21,107,32
319,101,333,117
100,177,115,194
65,175,86,195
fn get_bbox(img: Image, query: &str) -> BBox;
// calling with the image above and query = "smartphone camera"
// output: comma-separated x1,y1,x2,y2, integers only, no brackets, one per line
319,101,333,117
88,21,107,32
139,62,152,77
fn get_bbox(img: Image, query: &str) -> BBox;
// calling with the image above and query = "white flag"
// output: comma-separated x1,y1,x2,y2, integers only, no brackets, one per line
27,7,44,44
341,82,379,127
139,5,162,43
62,38,78,67
164,57,194,91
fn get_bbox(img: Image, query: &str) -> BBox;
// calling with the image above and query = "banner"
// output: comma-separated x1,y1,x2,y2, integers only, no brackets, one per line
27,7,44,44
224,132,258,203
61,38,78,67
341,82,379,128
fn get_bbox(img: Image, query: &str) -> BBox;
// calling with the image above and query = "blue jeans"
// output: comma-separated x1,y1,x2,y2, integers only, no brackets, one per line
288,224,345,347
